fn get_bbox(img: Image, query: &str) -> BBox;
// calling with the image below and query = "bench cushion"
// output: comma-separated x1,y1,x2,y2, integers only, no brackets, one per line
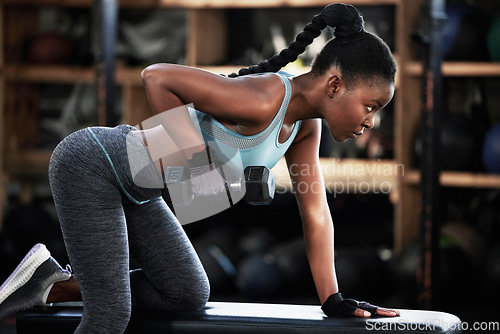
16,301,462,334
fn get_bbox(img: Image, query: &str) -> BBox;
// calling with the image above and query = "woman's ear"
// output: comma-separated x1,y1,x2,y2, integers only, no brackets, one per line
327,75,342,98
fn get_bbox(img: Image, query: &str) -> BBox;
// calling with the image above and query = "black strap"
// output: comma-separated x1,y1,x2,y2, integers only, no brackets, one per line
321,293,379,317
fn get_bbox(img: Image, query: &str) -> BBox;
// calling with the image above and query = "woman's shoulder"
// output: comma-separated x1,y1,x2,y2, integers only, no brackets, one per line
292,118,322,145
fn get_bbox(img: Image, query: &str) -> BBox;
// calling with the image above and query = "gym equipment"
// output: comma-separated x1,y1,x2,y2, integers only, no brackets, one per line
441,222,487,266
235,253,283,299
244,166,275,205
394,241,420,307
335,247,389,300
482,124,500,174
442,3,490,61
28,32,73,64
191,226,239,295
436,242,472,307
238,227,276,256
488,15,500,61
165,165,275,206
93,0,118,126
119,9,186,65
484,243,500,298
470,190,500,243
16,301,462,334
415,113,484,172
163,166,195,206
236,237,312,299
440,113,484,171
394,237,473,309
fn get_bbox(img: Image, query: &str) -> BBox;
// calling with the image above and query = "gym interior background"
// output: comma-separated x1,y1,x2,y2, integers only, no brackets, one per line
1,0,499,332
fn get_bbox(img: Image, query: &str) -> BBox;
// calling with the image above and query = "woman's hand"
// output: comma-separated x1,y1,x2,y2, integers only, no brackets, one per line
187,147,228,198
189,163,227,197
321,293,400,318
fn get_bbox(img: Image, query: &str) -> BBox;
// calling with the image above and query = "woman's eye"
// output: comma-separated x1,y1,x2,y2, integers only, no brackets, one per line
367,106,374,112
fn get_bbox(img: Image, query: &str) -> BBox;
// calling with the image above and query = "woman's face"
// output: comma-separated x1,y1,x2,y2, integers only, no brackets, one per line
323,78,394,142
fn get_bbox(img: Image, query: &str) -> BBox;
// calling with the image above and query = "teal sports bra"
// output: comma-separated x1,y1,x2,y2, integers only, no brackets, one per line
189,72,302,170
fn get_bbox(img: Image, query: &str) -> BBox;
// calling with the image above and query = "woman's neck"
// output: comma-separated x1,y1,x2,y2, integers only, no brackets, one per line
287,72,324,123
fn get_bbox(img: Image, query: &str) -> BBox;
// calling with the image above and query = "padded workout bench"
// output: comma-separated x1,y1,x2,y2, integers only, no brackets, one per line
16,301,462,333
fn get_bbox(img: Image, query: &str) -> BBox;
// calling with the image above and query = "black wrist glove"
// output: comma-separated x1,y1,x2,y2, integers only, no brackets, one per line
321,293,378,317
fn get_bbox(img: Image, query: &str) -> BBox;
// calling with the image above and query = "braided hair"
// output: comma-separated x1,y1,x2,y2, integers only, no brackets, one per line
229,3,396,87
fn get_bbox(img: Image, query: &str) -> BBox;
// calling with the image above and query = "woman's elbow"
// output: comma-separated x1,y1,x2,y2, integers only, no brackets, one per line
141,63,170,85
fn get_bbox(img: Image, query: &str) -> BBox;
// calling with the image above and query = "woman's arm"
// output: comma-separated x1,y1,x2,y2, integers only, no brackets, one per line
141,63,281,124
140,64,209,158
140,63,280,159
286,119,400,318
284,119,338,305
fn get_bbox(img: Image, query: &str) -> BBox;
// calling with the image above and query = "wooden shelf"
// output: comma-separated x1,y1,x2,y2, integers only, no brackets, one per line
2,0,401,8
406,61,500,77
273,158,400,197
1,0,93,7
119,0,403,8
4,151,401,199
403,169,500,189
0,65,247,85
4,150,52,177
3,65,149,85
3,64,312,86
4,65,94,84
5,149,401,193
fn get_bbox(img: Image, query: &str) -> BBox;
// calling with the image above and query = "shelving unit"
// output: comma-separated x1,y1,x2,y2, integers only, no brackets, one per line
2,0,402,8
0,0,407,233
397,57,500,247
395,1,500,251
0,0,5,226
3,0,498,250
406,61,500,77
404,170,500,189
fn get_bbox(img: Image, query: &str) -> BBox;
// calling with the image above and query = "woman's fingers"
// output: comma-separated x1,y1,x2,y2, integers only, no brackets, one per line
353,308,371,317
353,307,401,317
376,308,400,317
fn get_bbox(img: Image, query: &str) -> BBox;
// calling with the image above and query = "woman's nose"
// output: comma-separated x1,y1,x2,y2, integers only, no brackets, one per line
363,114,375,129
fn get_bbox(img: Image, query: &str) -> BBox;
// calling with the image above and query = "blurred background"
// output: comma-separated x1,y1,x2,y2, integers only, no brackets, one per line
0,0,500,333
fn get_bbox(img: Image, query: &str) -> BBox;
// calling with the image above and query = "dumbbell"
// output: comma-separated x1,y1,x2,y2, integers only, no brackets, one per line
163,165,275,206
162,166,195,206
243,166,275,205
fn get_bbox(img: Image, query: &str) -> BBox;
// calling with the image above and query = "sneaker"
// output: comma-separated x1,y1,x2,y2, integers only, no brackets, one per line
0,244,72,320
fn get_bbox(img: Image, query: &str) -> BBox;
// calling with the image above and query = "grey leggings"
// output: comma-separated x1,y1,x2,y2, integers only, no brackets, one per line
48,125,210,334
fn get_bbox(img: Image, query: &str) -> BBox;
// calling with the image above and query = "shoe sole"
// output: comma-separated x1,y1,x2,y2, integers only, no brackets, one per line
0,257,67,320
0,244,50,305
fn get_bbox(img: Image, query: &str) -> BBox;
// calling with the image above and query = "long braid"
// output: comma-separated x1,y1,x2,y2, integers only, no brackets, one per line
229,14,326,77
228,4,364,78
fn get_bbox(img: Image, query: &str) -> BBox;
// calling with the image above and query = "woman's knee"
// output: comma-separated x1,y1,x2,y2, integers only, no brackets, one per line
81,301,132,334
182,270,211,311
196,273,211,308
